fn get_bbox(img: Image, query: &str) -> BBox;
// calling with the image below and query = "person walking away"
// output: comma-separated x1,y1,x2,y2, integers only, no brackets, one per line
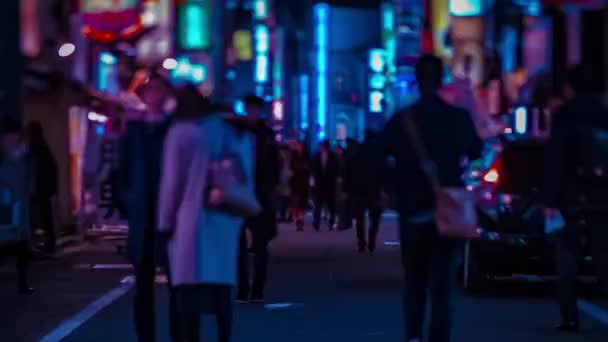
237,94,280,303
544,65,608,333
289,141,311,231
25,122,59,255
118,71,177,342
351,131,385,253
312,140,338,231
277,145,292,223
158,86,256,341
0,119,34,294
378,54,483,342
338,139,360,230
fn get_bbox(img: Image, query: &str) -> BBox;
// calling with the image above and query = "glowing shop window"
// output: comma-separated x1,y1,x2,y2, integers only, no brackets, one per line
370,91,384,113
449,0,482,16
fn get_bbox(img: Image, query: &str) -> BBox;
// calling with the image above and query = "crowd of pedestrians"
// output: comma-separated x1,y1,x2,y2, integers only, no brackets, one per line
2,52,608,342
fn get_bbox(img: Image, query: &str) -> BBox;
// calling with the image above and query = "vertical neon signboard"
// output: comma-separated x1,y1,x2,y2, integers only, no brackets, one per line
300,75,309,129
253,0,269,20
368,49,386,113
178,1,210,50
314,3,329,139
97,52,118,94
254,24,270,86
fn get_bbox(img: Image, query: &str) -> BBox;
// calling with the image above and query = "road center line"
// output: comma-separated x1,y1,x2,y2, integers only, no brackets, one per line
578,300,608,325
39,282,132,342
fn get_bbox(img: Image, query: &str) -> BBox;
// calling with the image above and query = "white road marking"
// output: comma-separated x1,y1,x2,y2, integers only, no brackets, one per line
39,282,132,342
92,264,132,270
578,300,608,325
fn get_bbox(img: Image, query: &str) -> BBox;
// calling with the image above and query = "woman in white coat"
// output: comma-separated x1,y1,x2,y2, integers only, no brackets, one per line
158,86,255,342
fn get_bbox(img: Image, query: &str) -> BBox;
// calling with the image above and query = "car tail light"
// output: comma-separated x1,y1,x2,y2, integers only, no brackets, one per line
483,168,500,184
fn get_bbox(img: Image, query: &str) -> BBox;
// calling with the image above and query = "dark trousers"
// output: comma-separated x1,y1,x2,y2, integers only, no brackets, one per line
12,240,30,289
353,197,383,250
33,196,55,253
401,220,458,342
552,213,608,323
175,284,233,342
132,239,178,342
313,191,336,229
237,229,269,298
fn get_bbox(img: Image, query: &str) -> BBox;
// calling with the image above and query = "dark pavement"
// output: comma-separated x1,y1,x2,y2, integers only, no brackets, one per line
3,216,608,341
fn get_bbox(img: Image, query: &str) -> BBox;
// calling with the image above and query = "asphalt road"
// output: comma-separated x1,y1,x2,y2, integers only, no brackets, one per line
2,216,608,341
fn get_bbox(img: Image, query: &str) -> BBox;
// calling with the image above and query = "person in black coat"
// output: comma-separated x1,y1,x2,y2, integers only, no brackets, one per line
118,72,177,342
378,55,483,342
237,94,280,303
351,130,385,253
25,122,59,254
544,65,608,333
312,140,339,231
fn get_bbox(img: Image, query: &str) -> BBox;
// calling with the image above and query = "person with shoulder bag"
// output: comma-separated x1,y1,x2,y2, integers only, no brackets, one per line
377,55,483,342
158,86,259,342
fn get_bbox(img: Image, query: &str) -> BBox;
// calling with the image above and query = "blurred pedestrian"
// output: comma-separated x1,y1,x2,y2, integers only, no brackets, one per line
117,70,178,342
378,54,483,342
312,140,338,231
25,121,58,255
277,144,292,223
338,139,360,230
0,118,34,294
236,94,280,303
544,64,608,333
289,140,311,231
351,131,385,253
158,85,257,341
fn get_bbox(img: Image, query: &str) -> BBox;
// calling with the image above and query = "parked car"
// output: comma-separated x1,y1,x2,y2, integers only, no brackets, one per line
462,138,594,291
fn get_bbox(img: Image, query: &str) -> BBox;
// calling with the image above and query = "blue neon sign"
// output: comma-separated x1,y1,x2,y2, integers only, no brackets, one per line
314,3,329,139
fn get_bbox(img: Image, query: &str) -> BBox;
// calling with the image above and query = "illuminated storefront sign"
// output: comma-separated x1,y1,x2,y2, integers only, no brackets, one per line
254,23,270,92
177,0,210,50
449,0,482,16
253,0,269,20
432,0,452,58
97,52,118,93
82,0,143,42
368,49,386,113
233,30,253,61
171,57,208,84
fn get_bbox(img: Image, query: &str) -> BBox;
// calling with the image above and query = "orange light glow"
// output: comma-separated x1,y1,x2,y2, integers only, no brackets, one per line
483,168,499,184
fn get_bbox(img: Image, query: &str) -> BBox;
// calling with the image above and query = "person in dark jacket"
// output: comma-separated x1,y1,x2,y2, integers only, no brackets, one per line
237,94,280,303
312,140,339,231
378,54,483,342
544,65,608,333
25,122,58,254
118,71,177,342
351,130,385,253
0,119,34,294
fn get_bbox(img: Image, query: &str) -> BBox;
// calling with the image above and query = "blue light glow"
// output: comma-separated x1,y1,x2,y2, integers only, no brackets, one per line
369,74,386,89
253,0,268,20
369,49,385,72
95,125,105,136
300,75,309,129
254,25,269,53
234,100,246,115
314,3,329,139
171,57,207,84
449,0,482,16
255,55,269,83
370,91,384,113
514,107,527,134
97,52,117,91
